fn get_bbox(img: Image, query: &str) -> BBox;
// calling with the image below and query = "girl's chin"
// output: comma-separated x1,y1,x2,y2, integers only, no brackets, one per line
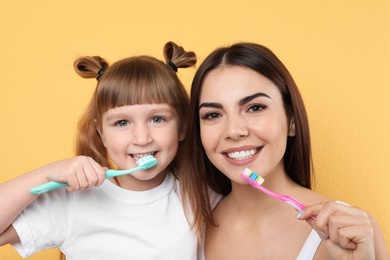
131,173,159,181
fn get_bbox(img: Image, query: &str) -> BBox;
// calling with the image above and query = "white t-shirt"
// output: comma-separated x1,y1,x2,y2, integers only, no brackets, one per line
12,173,197,260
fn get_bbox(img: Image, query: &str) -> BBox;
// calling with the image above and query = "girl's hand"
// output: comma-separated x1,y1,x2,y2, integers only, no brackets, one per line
44,156,106,192
297,201,375,259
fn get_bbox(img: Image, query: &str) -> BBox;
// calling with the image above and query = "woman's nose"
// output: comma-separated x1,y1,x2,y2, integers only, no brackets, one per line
225,116,249,141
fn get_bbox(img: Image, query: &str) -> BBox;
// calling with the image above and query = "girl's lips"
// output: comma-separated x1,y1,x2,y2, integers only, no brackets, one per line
130,152,157,160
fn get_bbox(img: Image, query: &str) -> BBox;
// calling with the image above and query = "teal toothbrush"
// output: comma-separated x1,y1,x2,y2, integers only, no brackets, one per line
30,155,158,195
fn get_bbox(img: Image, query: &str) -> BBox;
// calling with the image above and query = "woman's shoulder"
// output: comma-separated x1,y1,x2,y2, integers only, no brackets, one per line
297,186,332,206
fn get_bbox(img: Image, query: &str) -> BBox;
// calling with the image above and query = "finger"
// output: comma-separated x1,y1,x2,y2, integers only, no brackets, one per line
327,214,363,248
297,202,324,220
339,224,374,249
72,167,89,190
65,171,82,192
311,201,365,230
81,164,99,188
297,201,362,239
335,200,351,207
296,206,329,240
300,202,376,260
87,158,106,186
77,157,104,189
328,213,372,248
302,216,329,240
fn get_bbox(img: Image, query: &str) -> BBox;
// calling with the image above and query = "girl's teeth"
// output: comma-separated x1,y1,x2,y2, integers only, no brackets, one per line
132,153,153,160
227,149,256,160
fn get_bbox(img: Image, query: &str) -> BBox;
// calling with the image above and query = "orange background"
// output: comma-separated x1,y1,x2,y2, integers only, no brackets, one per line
0,1,389,258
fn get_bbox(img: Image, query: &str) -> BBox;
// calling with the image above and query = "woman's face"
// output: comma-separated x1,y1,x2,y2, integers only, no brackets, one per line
198,66,293,183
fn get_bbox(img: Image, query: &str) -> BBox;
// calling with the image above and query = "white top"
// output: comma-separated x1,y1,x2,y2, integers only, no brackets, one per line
296,229,322,259
12,173,197,260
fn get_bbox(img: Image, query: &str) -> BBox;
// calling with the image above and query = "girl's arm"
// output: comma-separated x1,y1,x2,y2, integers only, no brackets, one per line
0,226,19,246
0,156,106,245
298,201,389,259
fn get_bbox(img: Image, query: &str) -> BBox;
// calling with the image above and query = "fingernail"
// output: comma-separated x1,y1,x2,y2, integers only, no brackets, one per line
335,200,351,206
295,210,304,219
319,231,328,239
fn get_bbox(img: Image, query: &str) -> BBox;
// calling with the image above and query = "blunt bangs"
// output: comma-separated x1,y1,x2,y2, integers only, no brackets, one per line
95,56,180,117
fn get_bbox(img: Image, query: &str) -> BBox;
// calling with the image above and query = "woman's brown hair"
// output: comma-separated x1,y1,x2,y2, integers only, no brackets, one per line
181,42,313,235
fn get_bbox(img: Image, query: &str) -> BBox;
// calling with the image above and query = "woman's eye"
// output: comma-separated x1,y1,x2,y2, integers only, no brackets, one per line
150,116,165,123
248,104,266,113
201,112,221,120
115,120,129,127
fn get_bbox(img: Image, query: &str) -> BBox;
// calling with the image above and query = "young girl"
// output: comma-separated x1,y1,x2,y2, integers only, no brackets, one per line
0,42,199,259
182,42,389,259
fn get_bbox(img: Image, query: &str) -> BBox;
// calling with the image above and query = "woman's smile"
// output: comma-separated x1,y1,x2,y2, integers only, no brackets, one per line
199,66,290,180
226,148,260,160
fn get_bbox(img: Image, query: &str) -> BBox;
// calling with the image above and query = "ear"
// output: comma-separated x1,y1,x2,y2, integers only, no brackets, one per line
288,117,295,137
179,130,185,142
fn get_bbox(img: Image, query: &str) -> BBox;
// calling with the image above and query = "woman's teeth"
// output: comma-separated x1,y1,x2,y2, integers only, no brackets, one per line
227,149,257,160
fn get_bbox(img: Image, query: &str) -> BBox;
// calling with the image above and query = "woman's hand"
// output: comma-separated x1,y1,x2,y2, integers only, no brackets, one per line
296,201,389,259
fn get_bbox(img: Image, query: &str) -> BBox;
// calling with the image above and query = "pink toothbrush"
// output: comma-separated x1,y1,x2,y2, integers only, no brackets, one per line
240,168,310,214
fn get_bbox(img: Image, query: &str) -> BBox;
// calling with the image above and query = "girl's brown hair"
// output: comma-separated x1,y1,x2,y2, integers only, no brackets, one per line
60,42,196,259
73,42,195,172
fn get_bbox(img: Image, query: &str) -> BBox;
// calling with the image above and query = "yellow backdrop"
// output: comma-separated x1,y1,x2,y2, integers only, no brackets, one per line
0,1,389,258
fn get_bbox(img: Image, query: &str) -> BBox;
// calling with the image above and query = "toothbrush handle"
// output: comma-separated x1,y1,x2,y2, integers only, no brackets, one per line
30,181,68,195
30,165,143,194
105,166,140,178
256,185,316,220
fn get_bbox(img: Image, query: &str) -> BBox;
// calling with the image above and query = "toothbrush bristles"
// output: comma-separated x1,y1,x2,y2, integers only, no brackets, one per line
136,155,153,164
241,168,264,186
136,155,158,170
250,172,260,181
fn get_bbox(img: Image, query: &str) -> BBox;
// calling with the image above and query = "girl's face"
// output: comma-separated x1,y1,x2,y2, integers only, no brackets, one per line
99,103,184,190
199,66,292,184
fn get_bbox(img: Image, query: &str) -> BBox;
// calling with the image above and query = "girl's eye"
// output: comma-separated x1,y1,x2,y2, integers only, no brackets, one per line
150,116,166,123
248,104,266,113
201,112,221,120
115,120,129,127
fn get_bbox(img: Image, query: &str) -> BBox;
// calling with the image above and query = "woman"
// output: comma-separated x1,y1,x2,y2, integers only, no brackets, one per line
181,42,389,259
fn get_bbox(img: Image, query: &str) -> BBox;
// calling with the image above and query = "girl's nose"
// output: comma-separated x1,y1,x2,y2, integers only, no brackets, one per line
132,124,152,145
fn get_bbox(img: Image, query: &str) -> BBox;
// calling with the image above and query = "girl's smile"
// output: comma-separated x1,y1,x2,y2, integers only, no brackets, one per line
99,103,183,190
130,152,157,161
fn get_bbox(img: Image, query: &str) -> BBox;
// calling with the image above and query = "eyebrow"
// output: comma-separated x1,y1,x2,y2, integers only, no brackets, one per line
198,102,222,109
106,113,128,121
199,92,271,110
239,92,271,106
105,107,174,121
